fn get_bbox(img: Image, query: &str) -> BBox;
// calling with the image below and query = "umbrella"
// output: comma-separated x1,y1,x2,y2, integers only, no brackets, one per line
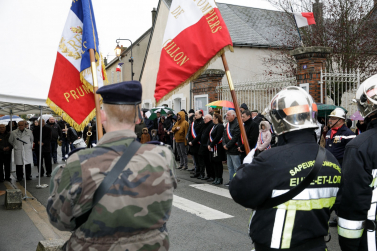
29,115,39,121
317,104,347,118
349,111,364,121
206,100,234,109
146,107,174,120
0,115,24,125
38,114,54,122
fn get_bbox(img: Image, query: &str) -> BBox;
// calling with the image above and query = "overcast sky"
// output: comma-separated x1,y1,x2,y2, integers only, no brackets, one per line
0,0,277,87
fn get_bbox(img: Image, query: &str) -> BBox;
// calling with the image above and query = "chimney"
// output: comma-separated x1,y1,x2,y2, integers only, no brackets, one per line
313,0,323,26
104,57,107,66
152,8,157,26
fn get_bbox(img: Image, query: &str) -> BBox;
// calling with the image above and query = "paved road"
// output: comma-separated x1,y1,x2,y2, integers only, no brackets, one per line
1,147,342,251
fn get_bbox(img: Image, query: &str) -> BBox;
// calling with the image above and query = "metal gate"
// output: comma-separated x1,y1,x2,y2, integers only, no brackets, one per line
321,69,361,116
216,76,297,112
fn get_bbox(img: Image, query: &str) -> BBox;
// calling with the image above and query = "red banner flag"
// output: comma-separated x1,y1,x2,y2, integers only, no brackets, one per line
154,0,233,103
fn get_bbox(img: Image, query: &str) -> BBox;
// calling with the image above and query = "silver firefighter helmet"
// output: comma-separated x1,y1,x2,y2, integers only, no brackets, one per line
268,86,319,135
355,74,377,118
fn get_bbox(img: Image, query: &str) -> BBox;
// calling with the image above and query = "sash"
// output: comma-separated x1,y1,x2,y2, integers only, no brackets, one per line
226,122,238,146
209,125,222,156
358,129,362,135
191,121,200,144
260,131,271,150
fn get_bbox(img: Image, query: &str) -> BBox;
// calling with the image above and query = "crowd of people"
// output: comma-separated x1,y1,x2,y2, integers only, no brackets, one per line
0,116,87,182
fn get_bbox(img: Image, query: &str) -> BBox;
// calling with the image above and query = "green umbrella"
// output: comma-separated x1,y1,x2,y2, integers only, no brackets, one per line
146,107,174,120
317,104,348,118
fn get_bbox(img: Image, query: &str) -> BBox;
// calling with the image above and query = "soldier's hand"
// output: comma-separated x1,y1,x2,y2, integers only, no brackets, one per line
208,146,211,151
223,145,228,150
189,142,192,146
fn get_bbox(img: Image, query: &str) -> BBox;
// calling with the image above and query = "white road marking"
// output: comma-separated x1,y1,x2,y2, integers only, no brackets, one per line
173,195,234,220
190,184,232,199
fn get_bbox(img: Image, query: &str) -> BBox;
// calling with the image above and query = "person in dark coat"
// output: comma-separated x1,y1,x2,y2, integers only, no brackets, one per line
325,108,356,167
67,126,82,151
238,110,259,162
208,113,225,185
6,121,17,133
57,118,69,160
153,111,161,130
223,110,241,186
189,110,204,178
0,124,12,181
45,117,62,164
355,120,367,135
197,114,214,181
240,103,248,113
33,119,52,177
164,111,174,146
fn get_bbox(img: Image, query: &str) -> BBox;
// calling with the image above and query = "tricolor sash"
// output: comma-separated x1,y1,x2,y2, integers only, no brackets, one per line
191,121,200,144
209,125,222,156
226,122,237,146
260,132,271,150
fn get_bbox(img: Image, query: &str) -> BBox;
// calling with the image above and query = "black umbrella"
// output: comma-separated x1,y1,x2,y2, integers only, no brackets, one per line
29,115,39,121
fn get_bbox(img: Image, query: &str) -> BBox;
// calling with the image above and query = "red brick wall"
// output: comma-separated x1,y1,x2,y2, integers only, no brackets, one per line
291,47,332,103
191,69,225,103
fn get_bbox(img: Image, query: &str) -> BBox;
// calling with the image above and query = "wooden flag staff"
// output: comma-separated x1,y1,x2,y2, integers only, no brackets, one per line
221,53,250,154
89,48,104,141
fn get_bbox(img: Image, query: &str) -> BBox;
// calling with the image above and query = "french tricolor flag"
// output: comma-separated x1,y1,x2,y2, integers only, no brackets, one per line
293,12,316,28
155,0,233,102
116,63,124,72
47,0,107,131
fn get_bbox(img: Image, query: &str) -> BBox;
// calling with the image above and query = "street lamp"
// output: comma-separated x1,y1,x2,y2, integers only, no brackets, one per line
115,39,134,81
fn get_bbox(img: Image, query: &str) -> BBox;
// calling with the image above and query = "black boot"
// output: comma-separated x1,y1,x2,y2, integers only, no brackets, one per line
215,178,223,185
190,173,200,178
212,178,218,184
207,177,214,182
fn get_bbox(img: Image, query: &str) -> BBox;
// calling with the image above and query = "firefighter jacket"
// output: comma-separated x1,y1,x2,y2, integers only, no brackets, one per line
325,124,356,160
335,118,377,251
229,129,341,250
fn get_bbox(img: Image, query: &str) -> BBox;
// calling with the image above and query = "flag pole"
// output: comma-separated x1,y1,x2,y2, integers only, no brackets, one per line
290,3,304,47
221,53,250,154
89,49,103,140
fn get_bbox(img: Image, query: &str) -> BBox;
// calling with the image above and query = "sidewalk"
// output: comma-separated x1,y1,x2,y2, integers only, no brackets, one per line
0,181,44,251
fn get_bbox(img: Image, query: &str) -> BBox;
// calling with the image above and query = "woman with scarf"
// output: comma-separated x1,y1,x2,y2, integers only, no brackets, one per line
208,113,225,185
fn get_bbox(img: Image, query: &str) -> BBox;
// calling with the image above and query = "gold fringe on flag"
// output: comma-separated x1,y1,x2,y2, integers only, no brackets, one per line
79,51,109,92
157,45,234,105
46,98,97,132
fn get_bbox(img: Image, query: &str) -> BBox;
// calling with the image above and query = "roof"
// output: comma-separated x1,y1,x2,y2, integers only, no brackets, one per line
105,28,152,69
163,1,298,47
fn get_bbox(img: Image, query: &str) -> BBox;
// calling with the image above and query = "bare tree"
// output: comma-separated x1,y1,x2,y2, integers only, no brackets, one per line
263,0,377,105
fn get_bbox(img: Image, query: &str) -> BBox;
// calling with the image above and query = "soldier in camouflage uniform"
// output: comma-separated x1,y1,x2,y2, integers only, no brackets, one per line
47,81,177,251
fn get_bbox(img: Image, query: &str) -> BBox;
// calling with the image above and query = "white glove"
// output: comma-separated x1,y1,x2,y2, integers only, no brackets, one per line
243,148,256,164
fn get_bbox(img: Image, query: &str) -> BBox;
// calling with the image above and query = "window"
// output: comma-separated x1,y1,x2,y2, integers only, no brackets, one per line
300,83,310,93
194,94,208,115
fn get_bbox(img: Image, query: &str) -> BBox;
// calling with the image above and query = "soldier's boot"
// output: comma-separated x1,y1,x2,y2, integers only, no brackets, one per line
212,178,218,184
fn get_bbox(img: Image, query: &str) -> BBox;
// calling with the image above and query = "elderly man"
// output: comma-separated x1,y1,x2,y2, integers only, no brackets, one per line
47,81,177,250
33,119,52,177
9,121,33,181
0,124,12,182
197,114,214,180
223,110,241,186
46,117,62,164
325,108,355,167
238,110,259,162
189,110,204,178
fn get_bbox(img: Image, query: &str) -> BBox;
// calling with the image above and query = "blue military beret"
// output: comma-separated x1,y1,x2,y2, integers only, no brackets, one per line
96,81,142,105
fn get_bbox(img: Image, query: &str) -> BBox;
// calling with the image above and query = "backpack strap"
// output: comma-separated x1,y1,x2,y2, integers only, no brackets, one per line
74,140,142,229
257,146,326,210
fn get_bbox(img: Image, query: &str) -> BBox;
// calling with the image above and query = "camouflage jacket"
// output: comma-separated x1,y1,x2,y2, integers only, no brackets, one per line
47,130,177,251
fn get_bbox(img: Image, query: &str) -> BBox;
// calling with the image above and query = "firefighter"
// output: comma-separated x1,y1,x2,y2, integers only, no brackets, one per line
229,86,341,251
325,108,356,167
336,75,377,251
